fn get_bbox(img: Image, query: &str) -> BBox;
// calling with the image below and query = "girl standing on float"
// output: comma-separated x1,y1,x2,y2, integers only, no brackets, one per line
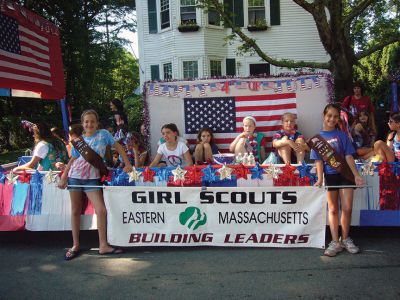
58,109,133,260
311,104,364,257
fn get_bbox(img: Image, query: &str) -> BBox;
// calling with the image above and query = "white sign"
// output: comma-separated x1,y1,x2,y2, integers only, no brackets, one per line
104,186,326,248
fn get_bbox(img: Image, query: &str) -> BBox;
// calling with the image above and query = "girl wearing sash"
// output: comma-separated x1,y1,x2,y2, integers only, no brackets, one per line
229,116,266,162
59,110,133,260
311,104,363,257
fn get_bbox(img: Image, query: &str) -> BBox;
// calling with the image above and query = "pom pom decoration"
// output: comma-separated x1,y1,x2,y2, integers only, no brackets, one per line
249,163,264,180
232,164,251,180
143,167,155,182
201,165,218,183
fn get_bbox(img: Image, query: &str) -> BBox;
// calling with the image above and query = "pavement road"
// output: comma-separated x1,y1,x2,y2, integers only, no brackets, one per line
1,227,400,299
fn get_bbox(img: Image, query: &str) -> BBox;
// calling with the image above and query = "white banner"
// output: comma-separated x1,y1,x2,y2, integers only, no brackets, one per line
104,186,326,248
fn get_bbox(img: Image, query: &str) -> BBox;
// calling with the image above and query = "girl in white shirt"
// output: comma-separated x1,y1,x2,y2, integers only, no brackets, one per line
150,123,193,167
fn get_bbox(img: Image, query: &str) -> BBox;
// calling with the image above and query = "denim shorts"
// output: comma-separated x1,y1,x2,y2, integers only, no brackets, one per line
67,178,102,192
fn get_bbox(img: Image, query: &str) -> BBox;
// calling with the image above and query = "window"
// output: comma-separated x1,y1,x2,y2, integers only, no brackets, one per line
208,6,221,26
210,60,222,77
183,61,198,78
249,63,270,76
163,63,172,79
160,0,170,29
248,0,265,25
180,0,196,24
151,65,160,80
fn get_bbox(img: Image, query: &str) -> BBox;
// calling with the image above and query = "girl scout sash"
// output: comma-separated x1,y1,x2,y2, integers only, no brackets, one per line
71,137,108,177
307,134,355,184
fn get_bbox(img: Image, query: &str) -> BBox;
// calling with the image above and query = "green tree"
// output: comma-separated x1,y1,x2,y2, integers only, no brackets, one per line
199,0,400,100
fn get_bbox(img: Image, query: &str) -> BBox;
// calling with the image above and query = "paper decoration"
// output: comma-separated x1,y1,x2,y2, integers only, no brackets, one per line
6,171,19,185
172,166,187,182
128,168,142,183
265,164,280,179
218,163,233,180
148,76,326,98
45,170,58,184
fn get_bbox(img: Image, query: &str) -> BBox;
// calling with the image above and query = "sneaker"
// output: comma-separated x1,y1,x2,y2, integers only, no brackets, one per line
324,240,343,257
341,237,360,254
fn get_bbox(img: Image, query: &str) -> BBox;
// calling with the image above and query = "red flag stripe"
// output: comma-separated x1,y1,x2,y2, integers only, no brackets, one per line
235,93,296,101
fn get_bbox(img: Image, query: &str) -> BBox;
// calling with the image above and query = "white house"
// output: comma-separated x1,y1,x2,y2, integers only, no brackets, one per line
136,0,329,86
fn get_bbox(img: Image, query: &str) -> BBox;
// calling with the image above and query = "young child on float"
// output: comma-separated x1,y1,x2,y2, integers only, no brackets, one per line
386,112,400,161
229,116,266,162
193,127,219,164
149,123,193,167
311,104,364,257
126,131,149,167
58,109,133,260
272,112,308,164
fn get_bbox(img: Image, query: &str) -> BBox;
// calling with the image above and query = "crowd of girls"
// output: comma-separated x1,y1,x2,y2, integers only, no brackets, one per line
12,85,399,259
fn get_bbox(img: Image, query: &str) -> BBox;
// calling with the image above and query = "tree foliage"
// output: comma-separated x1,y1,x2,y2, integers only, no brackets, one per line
199,0,400,100
0,1,140,152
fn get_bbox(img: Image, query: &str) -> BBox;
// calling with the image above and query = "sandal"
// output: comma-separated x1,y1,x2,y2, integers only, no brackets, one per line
98,247,124,255
64,248,81,261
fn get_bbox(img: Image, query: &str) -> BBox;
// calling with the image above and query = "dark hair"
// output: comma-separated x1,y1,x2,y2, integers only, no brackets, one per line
388,112,400,141
33,122,54,143
197,127,215,144
69,124,83,137
161,123,180,135
51,127,67,143
128,132,146,149
354,109,375,133
353,81,364,95
323,103,341,116
110,98,124,111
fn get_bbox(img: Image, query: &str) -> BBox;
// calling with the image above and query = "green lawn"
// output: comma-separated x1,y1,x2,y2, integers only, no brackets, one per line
0,150,26,165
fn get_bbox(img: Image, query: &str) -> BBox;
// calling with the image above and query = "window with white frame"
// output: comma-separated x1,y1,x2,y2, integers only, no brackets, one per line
183,61,198,78
160,0,170,29
163,62,172,79
210,60,222,77
248,0,265,25
180,0,197,24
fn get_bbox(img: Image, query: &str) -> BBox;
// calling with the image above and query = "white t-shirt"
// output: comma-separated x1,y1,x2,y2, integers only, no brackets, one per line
157,141,189,167
32,141,49,158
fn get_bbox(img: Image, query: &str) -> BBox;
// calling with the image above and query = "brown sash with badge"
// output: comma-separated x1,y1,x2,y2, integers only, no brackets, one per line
307,134,355,184
71,137,109,177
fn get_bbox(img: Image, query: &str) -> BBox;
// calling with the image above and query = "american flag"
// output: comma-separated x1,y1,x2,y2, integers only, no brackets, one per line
0,2,65,99
184,93,297,152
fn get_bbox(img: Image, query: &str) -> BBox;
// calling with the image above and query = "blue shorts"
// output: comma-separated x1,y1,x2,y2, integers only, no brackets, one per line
67,178,102,192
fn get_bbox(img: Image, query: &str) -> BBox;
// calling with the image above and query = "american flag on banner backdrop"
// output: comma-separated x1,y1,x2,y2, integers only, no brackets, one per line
184,93,297,152
0,2,65,99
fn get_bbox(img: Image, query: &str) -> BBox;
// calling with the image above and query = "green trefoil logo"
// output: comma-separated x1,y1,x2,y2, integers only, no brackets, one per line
179,207,207,230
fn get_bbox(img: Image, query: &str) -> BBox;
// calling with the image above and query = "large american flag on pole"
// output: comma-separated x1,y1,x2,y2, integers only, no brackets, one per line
184,93,297,152
0,1,65,99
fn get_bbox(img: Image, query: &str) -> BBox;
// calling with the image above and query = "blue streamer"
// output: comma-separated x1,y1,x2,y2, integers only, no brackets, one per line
156,167,173,182
28,171,44,215
11,182,30,216
0,172,5,184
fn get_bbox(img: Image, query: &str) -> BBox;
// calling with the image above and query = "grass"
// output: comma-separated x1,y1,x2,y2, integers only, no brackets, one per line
0,150,26,165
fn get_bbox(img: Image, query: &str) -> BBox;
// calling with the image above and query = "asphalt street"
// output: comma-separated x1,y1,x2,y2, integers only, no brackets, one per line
1,227,400,299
